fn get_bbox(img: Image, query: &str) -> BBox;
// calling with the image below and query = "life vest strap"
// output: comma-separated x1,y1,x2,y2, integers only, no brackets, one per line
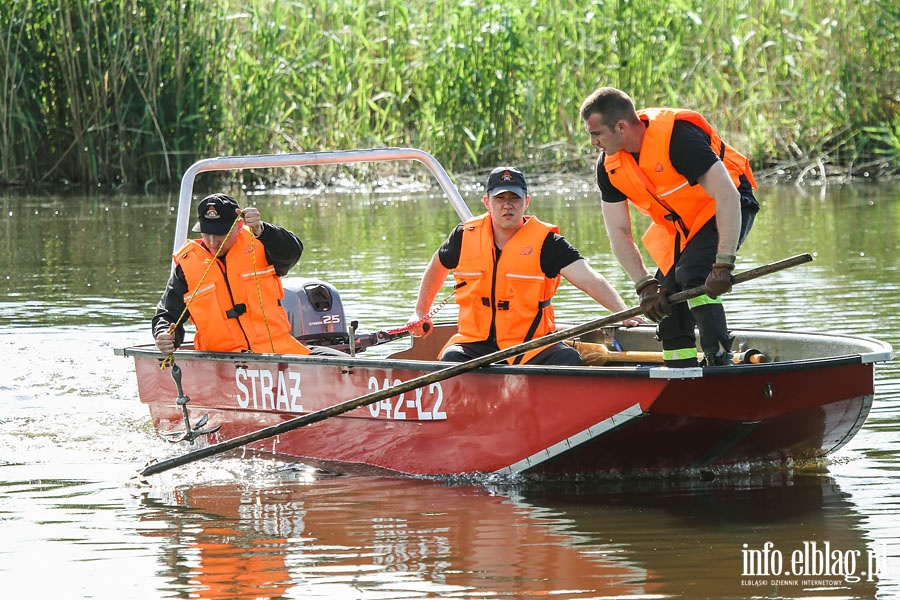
512,298,554,365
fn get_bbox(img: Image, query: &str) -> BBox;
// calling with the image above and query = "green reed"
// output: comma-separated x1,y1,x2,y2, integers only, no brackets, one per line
1,0,896,188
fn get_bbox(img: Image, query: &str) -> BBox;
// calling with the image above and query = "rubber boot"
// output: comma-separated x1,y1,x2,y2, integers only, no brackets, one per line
702,336,734,366
692,303,733,366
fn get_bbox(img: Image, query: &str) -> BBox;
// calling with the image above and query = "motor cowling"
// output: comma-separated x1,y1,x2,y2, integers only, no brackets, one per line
282,277,349,347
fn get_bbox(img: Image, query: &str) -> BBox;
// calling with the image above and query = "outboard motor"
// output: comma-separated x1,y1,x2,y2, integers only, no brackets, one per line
282,277,349,347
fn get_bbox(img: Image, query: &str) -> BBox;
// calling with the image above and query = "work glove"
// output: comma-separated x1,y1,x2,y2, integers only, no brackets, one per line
635,276,671,322
705,254,736,299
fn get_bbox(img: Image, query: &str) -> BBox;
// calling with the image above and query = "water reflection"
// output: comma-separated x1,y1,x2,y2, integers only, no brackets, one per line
519,474,883,598
133,468,882,599
139,472,653,598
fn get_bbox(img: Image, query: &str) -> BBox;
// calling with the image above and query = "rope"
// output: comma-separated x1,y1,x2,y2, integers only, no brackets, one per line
247,227,277,352
383,284,462,336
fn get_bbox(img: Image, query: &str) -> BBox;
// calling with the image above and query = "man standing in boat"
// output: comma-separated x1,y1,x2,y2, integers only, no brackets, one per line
580,87,760,367
153,193,333,356
406,166,642,366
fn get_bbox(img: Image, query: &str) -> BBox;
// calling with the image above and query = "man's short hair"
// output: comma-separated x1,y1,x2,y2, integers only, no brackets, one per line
580,87,639,129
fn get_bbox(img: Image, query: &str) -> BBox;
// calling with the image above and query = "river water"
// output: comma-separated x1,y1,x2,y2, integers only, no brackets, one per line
1,177,898,599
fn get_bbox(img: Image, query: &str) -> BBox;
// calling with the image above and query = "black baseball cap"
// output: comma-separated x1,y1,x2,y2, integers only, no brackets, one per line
486,166,527,198
192,193,241,235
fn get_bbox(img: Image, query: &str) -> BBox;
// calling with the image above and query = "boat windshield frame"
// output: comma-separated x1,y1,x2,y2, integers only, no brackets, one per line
172,147,472,260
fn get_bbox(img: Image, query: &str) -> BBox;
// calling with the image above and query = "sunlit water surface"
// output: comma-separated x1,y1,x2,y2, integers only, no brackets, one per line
1,179,898,599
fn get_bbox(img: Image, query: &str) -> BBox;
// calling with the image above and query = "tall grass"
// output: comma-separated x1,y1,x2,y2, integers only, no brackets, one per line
1,0,897,188
2,0,230,187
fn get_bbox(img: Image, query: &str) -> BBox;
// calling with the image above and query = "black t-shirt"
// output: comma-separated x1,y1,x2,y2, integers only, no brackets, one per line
437,221,583,278
596,120,751,202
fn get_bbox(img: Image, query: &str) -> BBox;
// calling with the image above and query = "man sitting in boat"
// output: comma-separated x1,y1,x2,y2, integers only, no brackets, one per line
152,193,343,356
406,166,642,366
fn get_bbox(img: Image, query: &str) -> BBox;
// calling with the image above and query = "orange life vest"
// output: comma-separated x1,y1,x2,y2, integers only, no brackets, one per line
175,227,311,354
442,214,560,365
604,107,757,275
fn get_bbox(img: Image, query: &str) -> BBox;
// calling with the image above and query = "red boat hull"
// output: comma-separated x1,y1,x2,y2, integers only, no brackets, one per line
127,329,886,476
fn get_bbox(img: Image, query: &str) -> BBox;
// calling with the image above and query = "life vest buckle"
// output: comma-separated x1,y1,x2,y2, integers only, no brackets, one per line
226,303,247,318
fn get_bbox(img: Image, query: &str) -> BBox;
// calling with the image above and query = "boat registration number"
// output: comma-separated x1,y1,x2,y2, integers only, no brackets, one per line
367,377,447,421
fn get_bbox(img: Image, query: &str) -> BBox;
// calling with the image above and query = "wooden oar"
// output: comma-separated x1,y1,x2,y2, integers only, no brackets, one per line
138,253,812,478
567,340,768,366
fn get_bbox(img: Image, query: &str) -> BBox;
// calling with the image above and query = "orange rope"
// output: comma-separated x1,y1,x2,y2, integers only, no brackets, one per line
247,227,277,352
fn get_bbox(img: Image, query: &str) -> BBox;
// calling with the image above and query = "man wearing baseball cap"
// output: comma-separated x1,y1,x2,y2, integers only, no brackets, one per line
407,166,642,366
152,193,323,355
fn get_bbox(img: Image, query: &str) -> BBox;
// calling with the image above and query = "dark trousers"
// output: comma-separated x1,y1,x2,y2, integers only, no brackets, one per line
441,340,583,366
656,199,756,361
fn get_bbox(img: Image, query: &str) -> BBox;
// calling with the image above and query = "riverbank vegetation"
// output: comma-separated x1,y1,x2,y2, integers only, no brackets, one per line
2,0,897,189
